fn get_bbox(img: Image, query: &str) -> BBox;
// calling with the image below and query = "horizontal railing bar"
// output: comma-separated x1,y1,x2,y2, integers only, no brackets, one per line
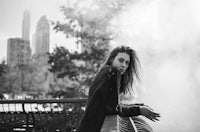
0,98,87,104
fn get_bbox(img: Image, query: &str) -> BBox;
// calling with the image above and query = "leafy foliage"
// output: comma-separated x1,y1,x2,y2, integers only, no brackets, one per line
48,46,98,97
48,47,79,79
48,0,134,97
0,60,7,77
0,60,8,93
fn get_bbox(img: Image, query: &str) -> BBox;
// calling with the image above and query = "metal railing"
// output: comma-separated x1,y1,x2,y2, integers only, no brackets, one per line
0,98,87,132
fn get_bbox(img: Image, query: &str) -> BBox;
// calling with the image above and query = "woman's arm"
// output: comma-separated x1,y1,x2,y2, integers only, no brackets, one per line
117,104,160,121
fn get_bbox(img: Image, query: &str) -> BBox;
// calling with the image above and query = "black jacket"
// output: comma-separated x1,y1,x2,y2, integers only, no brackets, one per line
76,66,140,132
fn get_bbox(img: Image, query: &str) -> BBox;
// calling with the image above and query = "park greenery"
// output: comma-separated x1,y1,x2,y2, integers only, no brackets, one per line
0,0,133,99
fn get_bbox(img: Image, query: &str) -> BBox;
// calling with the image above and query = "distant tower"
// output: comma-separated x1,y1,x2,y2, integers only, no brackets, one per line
31,33,36,54
22,10,30,41
35,15,50,55
7,38,31,67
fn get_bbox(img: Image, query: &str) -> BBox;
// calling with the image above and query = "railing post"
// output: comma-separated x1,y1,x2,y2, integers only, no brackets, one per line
22,102,29,131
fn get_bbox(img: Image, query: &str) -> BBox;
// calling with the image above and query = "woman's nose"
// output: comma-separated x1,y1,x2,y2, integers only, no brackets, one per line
121,62,126,67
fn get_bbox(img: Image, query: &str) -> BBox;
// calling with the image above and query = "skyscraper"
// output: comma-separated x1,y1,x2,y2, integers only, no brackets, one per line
35,15,50,55
22,10,30,41
7,38,31,67
31,33,36,54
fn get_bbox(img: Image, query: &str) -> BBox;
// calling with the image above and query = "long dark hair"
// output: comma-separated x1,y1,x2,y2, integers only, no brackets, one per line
103,46,141,94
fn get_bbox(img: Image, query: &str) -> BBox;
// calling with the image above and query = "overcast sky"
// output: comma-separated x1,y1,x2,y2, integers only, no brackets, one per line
0,0,77,61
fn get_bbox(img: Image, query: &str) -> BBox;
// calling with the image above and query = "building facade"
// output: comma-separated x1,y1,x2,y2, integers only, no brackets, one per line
7,38,31,67
22,10,30,41
35,16,50,55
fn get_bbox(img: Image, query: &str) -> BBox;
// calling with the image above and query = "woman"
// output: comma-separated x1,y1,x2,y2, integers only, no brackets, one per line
76,46,160,132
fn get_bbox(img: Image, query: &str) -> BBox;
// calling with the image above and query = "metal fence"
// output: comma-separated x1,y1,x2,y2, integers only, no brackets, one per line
0,98,87,132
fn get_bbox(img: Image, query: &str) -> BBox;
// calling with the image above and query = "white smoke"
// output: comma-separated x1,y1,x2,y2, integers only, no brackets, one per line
70,0,200,131
111,0,200,131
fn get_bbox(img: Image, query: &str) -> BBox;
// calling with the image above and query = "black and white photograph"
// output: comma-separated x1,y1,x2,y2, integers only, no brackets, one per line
0,0,200,131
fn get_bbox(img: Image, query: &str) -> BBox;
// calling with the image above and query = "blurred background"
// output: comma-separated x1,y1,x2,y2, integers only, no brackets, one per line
0,0,200,131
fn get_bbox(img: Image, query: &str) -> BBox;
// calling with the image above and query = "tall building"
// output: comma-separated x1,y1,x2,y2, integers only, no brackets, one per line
22,10,30,41
7,38,31,67
35,15,50,55
31,33,36,54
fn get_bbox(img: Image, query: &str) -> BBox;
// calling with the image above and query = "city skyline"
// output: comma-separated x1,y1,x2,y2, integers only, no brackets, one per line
7,14,50,67
0,0,78,61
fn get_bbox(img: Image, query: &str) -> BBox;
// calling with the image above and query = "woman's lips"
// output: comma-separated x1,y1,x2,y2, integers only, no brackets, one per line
119,69,125,74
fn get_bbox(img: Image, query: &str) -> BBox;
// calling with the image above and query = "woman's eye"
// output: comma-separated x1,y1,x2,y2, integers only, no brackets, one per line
118,59,123,63
126,61,130,65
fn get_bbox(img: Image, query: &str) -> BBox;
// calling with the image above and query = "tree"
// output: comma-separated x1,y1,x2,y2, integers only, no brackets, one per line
0,60,8,94
0,60,7,77
48,46,89,97
1,66,22,96
48,0,134,97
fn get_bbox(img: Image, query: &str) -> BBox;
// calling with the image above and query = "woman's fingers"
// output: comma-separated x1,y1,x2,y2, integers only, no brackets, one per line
140,105,161,122
149,116,159,122
152,112,160,117
147,116,156,122
148,111,161,122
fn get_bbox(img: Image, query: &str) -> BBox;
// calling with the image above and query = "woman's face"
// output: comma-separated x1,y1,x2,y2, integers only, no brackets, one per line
112,52,130,75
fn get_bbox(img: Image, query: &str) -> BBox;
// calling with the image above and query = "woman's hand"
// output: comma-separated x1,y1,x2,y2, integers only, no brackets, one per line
140,105,160,122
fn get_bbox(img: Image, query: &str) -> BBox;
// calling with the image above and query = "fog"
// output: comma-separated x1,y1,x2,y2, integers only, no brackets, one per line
111,0,200,131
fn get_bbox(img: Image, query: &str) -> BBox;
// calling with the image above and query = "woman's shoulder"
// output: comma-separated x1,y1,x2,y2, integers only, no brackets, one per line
100,65,119,73
88,66,119,97
98,65,119,77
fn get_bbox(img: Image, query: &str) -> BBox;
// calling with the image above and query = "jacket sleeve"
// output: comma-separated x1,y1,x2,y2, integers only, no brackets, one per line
116,104,141,117
76,66,119,132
